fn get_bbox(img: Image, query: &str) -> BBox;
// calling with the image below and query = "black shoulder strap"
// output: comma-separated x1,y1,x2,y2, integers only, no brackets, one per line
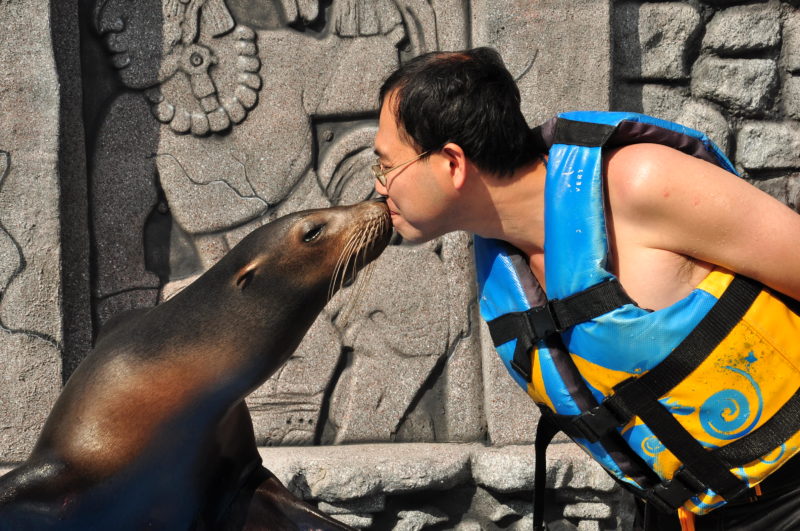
552,117,616,147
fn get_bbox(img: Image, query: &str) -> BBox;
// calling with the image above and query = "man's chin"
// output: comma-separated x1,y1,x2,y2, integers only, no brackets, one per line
392,227,437,246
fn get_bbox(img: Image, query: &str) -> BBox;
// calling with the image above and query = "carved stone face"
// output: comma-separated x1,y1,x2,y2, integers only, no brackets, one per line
95,0,192,90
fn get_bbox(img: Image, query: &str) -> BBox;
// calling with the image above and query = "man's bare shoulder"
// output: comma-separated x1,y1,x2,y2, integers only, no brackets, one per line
602,142,724,219
601,141,800,301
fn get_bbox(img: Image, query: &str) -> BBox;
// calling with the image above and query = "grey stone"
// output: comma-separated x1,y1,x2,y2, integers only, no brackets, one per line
641,84,691,122
785,9,800,73
472,445,535,492
691,57,778,115
615,2,701,81
0,0,65,460
509,515,536,531
480,318,540,445
259,443,472,502
453,521,483,531
547,444,618,492
247,306,343,446
784,76,800,120
675,100,732,155
318,495,386,515
330,513,373,529
51,0,92,378
323,240,465,444
577,521,600,531
736,121,800,170
474,0,612,124
702,4,781,54
563,502,612,520
748,174,800,209
394,507,449,531
435,232,486,442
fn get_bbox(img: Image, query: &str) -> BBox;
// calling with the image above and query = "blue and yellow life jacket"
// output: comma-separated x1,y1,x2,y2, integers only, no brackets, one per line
475,111,800,517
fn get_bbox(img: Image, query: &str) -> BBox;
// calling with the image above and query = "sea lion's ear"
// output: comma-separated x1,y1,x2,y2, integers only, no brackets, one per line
235,263,258,290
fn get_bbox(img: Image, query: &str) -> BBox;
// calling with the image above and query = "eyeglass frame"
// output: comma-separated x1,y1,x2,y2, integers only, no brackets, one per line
371,150,431,187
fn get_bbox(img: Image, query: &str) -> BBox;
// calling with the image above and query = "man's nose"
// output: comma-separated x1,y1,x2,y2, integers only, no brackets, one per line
374,176,388,196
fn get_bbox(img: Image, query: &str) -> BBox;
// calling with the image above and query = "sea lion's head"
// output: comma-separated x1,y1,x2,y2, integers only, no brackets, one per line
156,200,391,387
228,199,392,303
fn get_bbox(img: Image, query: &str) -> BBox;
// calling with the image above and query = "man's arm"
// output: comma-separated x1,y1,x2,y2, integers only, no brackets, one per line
605,143,800,300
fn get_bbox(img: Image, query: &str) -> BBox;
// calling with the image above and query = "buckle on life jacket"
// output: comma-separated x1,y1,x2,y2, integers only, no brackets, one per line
489,303,561,381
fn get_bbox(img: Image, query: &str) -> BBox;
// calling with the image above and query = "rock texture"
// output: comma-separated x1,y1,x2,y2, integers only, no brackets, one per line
615,2,702,81
692,57,777,115
0,0,64,461
702,4,781,54
256,443,635,530
614,0,800,187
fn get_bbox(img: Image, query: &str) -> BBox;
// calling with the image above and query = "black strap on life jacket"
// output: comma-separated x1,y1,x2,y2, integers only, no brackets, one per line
533,413,560,531
491,116,800,517
487,279,633,380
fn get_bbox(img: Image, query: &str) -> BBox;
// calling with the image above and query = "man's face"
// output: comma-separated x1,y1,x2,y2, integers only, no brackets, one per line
373,94,452,243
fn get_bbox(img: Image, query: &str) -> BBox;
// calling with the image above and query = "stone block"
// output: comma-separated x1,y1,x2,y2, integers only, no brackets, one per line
547,444,618,492
472,445,535,493
675,100,732,155
736,121,800,170
578,521,601,531
331,513,373,529
393,507,449,531
702,4,781,54
641,84,691,122
0,0,65,460
474,0,612,124
784,76,800,120
691,57,777,115
785,9,800,73
563,502,613,520
615,2,701,81
259,443,473,502
318,495,386,515
748,174,800,210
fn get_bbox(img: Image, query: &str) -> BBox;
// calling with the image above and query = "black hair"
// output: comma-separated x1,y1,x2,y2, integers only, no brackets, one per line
379,47,540,177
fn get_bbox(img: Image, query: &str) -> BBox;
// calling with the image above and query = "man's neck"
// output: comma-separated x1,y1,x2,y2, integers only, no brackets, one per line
464,158,547,258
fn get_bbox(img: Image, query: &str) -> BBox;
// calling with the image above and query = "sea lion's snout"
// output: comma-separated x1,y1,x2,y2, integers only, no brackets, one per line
323,200,392,298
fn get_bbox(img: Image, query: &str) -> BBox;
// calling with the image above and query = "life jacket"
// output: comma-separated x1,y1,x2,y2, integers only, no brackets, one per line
474,111,800,519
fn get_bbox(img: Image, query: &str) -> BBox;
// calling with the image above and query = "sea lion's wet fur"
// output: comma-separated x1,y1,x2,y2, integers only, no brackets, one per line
0,201,391,530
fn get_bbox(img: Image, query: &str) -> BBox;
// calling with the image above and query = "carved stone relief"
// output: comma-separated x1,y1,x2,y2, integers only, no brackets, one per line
85,0,479,445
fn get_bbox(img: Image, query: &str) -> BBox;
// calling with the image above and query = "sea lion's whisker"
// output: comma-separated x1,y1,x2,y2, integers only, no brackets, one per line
329,231,362,301
338,219,382,325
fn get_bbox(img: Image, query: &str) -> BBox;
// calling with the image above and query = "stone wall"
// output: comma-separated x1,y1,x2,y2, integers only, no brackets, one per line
1,0,798,529
614,0,800,202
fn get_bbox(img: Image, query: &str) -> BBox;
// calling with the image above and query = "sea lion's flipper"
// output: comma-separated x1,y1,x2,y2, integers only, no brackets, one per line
242,468,356,531
0,458,81,527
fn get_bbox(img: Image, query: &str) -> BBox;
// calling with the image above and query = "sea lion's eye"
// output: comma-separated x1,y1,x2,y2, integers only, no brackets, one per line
303,225,324,242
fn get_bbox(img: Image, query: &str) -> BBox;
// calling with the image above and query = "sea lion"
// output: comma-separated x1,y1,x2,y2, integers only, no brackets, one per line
0,200,392,530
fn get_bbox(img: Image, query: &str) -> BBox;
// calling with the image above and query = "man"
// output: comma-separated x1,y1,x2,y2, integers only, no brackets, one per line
373,47,800,530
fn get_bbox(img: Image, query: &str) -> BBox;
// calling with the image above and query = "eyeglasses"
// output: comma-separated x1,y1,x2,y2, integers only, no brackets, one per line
371,150,430,187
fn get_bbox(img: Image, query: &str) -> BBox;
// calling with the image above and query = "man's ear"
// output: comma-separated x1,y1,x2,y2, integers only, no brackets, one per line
441,143,468,191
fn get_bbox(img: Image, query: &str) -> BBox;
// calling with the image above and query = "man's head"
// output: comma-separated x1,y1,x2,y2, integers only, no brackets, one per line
378,47,536,178
373,48,537,243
